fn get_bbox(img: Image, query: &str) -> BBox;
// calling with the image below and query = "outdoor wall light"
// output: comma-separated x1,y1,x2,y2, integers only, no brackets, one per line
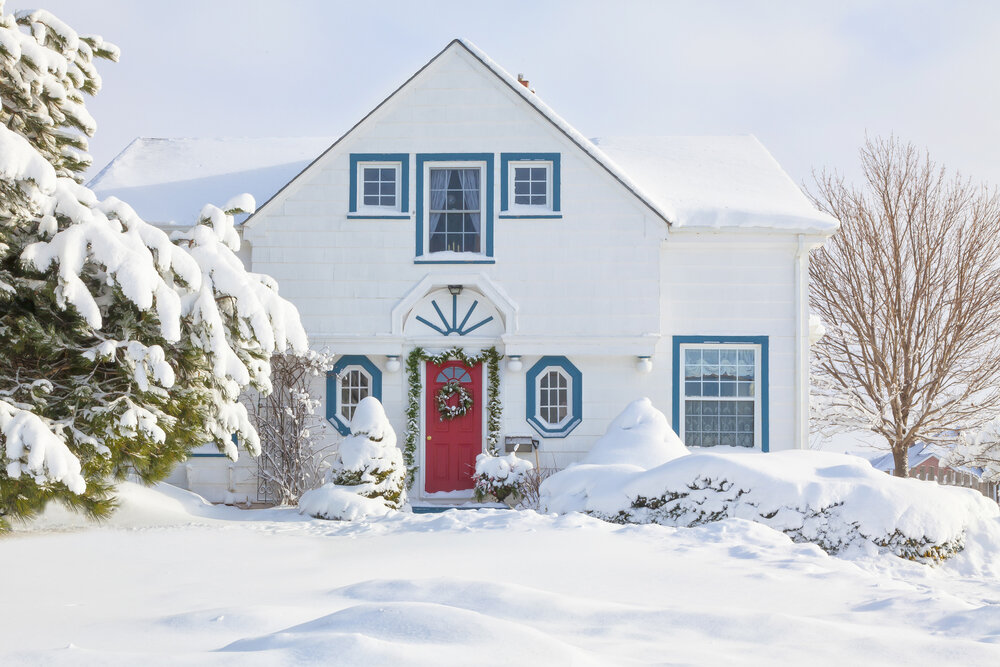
447,284,463,296
635,356,653,374
507,355,523,372
385,355,401,373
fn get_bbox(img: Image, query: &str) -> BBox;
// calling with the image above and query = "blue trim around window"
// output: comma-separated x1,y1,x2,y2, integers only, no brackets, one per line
526,356,582,438
349,153,409,216
415,153,494,260
190,433,238,458
326,355,383,436
500,152,561,214
671,336,769,452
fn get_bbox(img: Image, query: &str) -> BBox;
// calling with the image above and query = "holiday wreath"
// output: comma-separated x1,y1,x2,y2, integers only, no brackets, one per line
436,380,474,420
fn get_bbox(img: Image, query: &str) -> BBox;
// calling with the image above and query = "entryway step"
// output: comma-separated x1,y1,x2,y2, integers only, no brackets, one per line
411,505,509,514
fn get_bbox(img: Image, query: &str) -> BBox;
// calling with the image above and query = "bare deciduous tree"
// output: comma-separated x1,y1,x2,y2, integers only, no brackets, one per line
809,136,1000,477
246,350,334,504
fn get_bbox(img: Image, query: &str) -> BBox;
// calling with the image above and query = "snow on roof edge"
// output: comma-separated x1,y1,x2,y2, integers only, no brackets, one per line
454,38,673,225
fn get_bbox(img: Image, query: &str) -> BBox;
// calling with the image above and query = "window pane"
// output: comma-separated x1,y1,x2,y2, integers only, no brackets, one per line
530,195,546,205
514,181,530,194
720,382,736,397
364,168,380,181
685,432,702,447
531,167,546,180
685,349,702,365
685,381,701,397
703,349,719,364
702,382,719,397
380,168,395,181
364,182,379,195
514,167,530,180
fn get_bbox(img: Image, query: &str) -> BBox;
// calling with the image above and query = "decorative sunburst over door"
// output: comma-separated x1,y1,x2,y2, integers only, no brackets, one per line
403,288,505,338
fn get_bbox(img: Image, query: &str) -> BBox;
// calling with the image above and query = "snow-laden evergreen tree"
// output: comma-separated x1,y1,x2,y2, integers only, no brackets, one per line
0,5,306,531
327,397,406,509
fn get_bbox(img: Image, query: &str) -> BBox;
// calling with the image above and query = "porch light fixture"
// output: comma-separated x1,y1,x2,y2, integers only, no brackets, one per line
507,355,523,372
635,356,653,374
385,355,401,373
447,284,463,296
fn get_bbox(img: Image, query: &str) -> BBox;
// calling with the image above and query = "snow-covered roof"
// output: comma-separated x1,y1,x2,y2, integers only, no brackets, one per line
869,442,983,478
591,136,839,232
87,137,332,226
87,40,838,235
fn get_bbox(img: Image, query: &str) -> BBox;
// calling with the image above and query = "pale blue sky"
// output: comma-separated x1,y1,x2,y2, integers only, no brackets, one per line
21,0,1000,188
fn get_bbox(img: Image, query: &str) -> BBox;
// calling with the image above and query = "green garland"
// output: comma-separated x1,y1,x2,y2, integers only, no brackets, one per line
403,346,503,489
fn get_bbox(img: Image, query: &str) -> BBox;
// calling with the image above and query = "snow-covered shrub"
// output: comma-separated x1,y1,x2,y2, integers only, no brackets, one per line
583,398,689,469
473,453,533,504
325,397,406,509
542,447,1000,563
298,483,393,522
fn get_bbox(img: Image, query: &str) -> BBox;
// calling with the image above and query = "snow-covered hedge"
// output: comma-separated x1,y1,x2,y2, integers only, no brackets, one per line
541,400,1000,563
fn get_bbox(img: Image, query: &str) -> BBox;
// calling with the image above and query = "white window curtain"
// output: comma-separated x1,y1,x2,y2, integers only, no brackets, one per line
458,168,480,232
429,169,449,235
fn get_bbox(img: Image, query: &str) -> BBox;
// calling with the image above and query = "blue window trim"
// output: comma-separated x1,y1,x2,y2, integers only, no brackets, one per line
500,152,561,214
415,153,494,261
349,153,409,215
326,355,383,436
190,433,238,458
526,356,582,438
671,336,769,452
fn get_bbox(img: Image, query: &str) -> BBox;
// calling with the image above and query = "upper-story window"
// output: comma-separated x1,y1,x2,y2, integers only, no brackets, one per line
511,162,551,208
416,154,494,263
348,153,409,219
500,153,561,218
361,164,399,210
429,167,481,253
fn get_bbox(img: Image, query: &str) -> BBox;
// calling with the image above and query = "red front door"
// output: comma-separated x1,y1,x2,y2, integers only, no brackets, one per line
425,360,482,493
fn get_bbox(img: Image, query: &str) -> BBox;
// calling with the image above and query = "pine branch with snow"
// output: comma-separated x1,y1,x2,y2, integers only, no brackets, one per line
0,5,307,530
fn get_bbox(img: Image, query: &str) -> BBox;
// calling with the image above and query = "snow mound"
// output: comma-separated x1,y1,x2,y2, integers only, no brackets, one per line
582,398,688,469
542,449,1000,563
298,484,394,522
473,453,533,503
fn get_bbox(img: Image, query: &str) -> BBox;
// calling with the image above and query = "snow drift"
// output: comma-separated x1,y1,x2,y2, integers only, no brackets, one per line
541,401,1000,563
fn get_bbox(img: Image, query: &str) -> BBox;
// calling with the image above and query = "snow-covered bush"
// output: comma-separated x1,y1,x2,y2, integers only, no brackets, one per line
0,6,306,530
542,402,999,563
473,453,533,504
583,397,689,469
297,483,393,522
324,397,406,510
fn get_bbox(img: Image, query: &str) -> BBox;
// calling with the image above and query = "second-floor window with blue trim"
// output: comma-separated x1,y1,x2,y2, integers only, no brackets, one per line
415,153,494,263
500,153,561,218
348,153,409,218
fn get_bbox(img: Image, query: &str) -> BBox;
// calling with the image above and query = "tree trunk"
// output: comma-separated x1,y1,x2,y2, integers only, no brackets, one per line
891,443,910,478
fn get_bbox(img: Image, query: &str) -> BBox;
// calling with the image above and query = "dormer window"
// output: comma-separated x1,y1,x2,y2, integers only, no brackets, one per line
500,153,561,219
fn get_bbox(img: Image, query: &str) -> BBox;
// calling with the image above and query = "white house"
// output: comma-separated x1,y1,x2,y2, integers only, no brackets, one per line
90,39,838,504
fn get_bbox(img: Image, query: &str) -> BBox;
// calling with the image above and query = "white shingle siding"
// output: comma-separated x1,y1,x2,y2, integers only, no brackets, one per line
93,41,834,502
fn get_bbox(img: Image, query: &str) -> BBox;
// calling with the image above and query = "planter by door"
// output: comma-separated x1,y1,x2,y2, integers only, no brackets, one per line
425,360,482,493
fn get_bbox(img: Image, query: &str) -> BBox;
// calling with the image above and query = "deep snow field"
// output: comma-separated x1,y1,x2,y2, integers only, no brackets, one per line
2,483,1000,666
